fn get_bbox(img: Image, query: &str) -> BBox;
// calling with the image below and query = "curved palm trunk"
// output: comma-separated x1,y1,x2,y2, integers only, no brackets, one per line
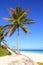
16,27,20,54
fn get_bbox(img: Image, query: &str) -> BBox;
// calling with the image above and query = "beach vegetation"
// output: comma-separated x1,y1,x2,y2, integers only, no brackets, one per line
38,62,43,65
0,45,10,56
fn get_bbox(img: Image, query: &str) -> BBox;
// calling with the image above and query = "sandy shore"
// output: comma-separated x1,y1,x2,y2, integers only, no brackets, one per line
0,55,28,65
21,52,43,62
0,52,43,65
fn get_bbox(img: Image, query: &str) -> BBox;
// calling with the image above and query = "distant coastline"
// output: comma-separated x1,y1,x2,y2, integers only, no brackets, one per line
14,49,43,53
20,49,43,53
14,49,43,50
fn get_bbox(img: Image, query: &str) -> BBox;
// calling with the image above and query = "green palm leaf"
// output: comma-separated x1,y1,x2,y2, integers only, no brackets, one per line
16,6,22,13
18,9,30,21
0,25,14,37
0,26,4,42
0,26,3,36
20,24,30,33
9,8,18,19
7,24,17,36
1,24,13,31
0,36,4,42
16,6,22,17
22,19,35,24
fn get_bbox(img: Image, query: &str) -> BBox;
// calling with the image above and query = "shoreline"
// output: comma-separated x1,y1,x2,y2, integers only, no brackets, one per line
21,52,43,62
0,52,43,65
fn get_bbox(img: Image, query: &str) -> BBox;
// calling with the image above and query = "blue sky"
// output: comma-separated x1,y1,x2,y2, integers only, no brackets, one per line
0,0,43,49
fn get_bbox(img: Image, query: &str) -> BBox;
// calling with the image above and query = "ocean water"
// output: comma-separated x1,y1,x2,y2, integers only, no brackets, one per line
20,49,43,54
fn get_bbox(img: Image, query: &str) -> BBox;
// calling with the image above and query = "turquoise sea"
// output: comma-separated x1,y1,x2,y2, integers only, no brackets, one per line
20,49,43,54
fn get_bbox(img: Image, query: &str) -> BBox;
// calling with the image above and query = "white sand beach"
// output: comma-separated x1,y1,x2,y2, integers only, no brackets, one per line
21,52,43,62
0,52,43,65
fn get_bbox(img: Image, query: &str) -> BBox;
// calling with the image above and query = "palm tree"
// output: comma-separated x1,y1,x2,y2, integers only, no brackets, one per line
0,25,9,45
3,6,35,53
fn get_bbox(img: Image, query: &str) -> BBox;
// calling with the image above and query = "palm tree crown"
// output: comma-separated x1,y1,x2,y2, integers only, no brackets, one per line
3,6,35,36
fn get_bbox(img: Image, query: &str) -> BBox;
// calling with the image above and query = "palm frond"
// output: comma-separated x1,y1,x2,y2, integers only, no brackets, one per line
7,25,17,36
0,35,4,41
9,8,18,19
0,30,3,36
16,6,22,13
16,6,22,17
22,19,35,24
0,26,4,37
2,24,13,31
20,24,30,33
18,9,30,21
3,17,14,22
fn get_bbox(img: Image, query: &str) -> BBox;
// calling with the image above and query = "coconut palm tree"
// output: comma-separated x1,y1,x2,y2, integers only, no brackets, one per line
0,25,10,45
3,6,35,53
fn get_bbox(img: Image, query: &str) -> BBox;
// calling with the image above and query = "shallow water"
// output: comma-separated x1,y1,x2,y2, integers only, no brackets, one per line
20,49,43,54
